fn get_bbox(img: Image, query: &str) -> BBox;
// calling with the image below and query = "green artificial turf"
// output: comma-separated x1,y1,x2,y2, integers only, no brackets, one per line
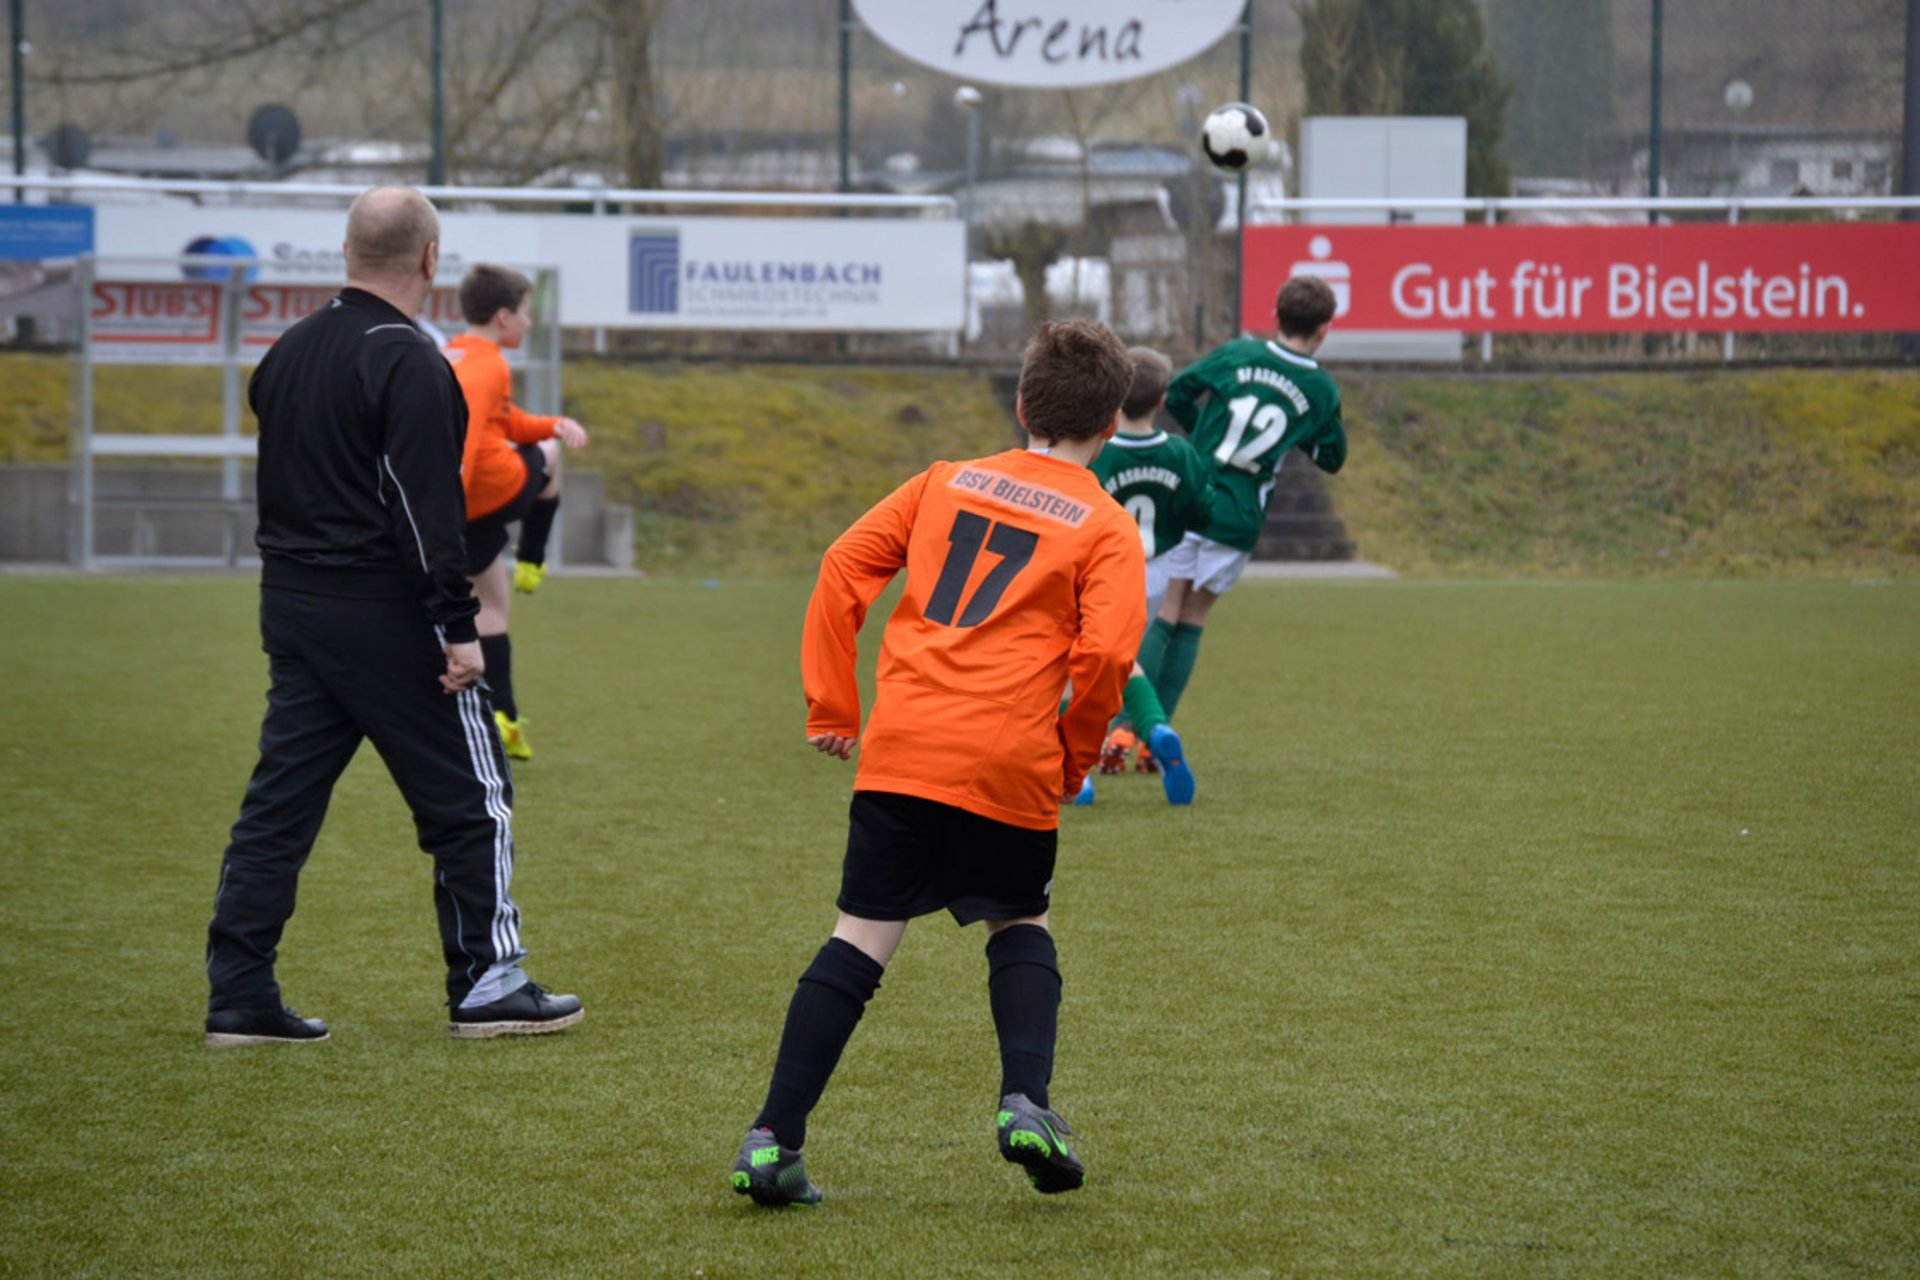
2,575,1915,1277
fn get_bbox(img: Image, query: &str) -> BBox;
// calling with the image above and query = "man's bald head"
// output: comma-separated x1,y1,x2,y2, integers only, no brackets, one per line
344,186,440,281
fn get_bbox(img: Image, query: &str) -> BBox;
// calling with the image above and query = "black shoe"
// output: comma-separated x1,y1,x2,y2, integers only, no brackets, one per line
204,1005,330,1047
997,1093,1085,1194
731,1128,823,1207
448,981,583,1039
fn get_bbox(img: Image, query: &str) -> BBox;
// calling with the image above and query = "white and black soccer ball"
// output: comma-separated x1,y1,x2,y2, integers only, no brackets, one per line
1200,102,1271,172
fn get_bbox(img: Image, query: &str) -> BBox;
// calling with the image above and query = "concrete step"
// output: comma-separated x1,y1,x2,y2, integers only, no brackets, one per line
0,462,635,567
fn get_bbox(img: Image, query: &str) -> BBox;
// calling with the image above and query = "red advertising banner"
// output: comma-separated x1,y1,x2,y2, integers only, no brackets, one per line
91,282,221,345
90,281,465,363
1242,223,1920,333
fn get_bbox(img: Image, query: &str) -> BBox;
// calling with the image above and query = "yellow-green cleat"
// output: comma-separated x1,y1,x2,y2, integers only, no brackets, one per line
511,560,547,594
494,710,532,761
997,1093,1085,1194
731,1128,822,1207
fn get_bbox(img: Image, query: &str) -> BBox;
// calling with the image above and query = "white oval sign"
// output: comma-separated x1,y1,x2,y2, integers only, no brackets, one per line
852,0,1247,89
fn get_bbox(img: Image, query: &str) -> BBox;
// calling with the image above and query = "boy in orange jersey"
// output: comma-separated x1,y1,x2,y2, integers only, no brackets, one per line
730,320,1146,1209
443,265,588,760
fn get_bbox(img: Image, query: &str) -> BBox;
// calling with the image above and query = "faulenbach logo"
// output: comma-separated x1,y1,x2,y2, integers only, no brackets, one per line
629,232,680,314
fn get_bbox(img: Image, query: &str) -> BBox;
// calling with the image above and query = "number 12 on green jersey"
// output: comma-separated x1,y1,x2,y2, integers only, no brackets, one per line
1215,395,1290,472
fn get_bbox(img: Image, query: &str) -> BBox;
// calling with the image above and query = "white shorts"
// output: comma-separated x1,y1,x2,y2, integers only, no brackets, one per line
1161,532,1251,596
1144,549,1177,619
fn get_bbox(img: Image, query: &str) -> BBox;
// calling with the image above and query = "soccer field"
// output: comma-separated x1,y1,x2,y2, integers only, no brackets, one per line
2,574,1915,1277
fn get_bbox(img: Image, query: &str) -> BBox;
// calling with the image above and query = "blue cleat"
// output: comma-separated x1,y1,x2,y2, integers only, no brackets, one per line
1148,724,1194,806
1073,775,1096,806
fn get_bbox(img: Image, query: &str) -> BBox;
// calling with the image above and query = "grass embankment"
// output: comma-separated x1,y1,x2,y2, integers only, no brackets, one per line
5,354,1916,576
1334,369,1920,577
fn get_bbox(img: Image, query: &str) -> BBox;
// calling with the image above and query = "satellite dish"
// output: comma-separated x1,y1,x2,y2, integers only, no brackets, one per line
46,122,90,170
247,104,302,164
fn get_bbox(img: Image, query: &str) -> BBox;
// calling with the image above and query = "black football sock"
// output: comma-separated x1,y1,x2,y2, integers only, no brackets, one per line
516,496,560,568
479,633,516,720
753,938,884,1150
986,924,1061,1108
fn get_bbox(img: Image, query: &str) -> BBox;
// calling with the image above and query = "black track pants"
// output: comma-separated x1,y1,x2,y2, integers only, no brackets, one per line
206,587,526,1012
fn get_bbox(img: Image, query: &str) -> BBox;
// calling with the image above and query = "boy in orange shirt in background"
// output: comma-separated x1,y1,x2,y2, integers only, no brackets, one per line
730,320,1146,1208
443,265,588,759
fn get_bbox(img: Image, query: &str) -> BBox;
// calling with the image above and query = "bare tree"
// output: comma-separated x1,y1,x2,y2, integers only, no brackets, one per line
594,0,666,189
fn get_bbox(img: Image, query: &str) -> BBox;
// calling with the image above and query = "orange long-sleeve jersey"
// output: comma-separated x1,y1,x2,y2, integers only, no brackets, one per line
802,448,1147,830
444,333,559,520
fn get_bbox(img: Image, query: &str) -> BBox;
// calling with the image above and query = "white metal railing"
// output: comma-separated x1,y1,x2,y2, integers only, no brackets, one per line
1247,195,1920,217
67,252,562,570
2,173,958,215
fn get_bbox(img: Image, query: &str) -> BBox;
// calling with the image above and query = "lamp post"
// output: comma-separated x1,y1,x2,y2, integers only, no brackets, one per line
428,0,445,186
10,0,24,203
1647,0,1664,217
955,85,981,350
1724,78,1752,195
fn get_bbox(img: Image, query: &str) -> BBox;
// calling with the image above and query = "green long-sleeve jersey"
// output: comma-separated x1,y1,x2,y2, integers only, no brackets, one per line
1165,337,1347,552
1090,428,1215,561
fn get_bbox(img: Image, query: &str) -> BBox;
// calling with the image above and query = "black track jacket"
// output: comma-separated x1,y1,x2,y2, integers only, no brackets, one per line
249,287,479,644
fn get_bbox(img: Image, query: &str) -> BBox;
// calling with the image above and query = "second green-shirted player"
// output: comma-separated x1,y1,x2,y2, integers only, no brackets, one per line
1077,347,1213,806
1153,275,1349,723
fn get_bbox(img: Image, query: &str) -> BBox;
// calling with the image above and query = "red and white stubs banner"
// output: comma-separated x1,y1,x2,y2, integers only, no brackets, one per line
90,282,465,363
1242,223,1920,333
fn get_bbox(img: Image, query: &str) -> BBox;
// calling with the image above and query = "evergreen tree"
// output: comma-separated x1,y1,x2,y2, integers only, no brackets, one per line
1487,0,1615,178
1299,0,1512,195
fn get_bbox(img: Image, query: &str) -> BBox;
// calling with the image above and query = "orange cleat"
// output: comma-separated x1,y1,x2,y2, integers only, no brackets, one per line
1136,739,1159,774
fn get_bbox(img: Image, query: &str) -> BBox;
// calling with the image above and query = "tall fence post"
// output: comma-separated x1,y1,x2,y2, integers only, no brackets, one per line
1724,201,1740,364
1480,199,1497,366
73,254,95,570
220,264,246,564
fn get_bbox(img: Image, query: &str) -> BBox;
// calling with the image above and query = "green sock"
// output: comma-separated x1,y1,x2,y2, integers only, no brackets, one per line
1158,623,1205,719
1122,673,1168,739
1137,618,1175,685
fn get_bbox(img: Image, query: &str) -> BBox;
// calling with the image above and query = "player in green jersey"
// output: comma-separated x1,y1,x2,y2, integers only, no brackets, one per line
1077,347,1211,807
1150,276,1347,720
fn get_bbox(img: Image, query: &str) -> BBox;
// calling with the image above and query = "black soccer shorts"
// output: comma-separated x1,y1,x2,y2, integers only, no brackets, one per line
837,790,1057,925
464,443,548,575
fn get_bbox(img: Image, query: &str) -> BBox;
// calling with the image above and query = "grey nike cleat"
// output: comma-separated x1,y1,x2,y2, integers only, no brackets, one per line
731,1127,823,1207
996,1092,1085,1194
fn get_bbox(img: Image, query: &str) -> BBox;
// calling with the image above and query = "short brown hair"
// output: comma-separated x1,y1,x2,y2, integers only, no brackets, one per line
1276,275,1337,339
458,264,534,325
1121,346,1172,421
1016,319,1132,444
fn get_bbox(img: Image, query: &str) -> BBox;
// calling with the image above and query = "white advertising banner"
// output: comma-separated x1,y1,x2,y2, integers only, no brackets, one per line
563,217,964,331
91,205,963,333
92,204,540,286
852,0,1246,88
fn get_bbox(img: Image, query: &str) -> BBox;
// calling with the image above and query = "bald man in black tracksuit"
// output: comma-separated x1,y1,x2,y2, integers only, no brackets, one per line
204,186,583,1044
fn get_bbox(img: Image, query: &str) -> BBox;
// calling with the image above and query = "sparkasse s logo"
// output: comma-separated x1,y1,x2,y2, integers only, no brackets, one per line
629,232,681,314
182,235,259,282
